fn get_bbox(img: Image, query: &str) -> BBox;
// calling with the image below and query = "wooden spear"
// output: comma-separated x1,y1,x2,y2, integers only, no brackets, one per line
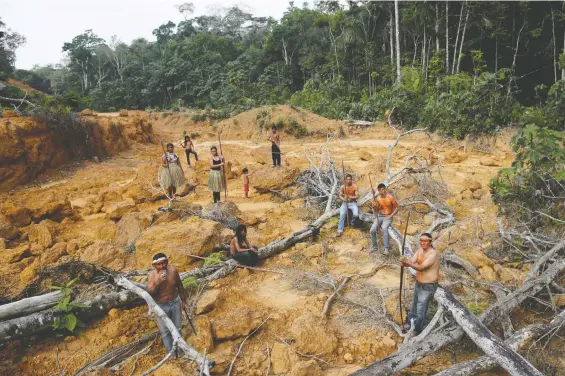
217,131,228,199
399,208,413,332
341,159,350,227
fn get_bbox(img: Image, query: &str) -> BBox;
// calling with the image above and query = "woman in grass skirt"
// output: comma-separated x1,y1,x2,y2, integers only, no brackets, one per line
208,146,225,203
159,143,185,200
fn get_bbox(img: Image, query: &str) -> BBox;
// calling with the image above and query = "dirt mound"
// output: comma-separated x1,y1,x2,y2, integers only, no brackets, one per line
216,105,346,140
6,79,46,95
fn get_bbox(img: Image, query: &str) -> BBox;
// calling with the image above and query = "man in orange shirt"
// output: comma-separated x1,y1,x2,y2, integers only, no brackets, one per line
370,183,399,255
400,232,440,334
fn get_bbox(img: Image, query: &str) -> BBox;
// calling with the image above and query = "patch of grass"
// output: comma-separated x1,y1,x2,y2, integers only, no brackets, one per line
182,276,198,289
202,252,223,267
466,301,489,314
190,132,200,139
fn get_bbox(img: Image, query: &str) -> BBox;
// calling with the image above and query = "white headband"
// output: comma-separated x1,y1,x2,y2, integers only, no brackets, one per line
420,234,432,241
152,257,168,264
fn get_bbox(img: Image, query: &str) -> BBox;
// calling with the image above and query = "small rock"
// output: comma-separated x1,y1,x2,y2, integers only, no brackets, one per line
271,342,296,374
456,248,493,268
479,157,501,167
5,244,33,263
28,222,54,248
41,243,68,264
0,215,19,240
343,353,354,363
20,261,38,285
103,202,138,220
3,207,32,227
359,151,373,161
479,265,497,282
463,178,482,192
302,244,323,258
554,295,565,307
289,312,338,355
195,289,220,315
93,156,100,163
444,149,467,163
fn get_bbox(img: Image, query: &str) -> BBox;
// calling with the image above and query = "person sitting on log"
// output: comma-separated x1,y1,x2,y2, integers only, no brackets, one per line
337,174,359,237
230,224,259,266
370,183,399,255
147,253,188,357
400,233,440,335
159,143,186,200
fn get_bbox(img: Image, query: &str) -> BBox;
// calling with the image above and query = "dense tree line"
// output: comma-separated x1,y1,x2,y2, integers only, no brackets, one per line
2,1,565,137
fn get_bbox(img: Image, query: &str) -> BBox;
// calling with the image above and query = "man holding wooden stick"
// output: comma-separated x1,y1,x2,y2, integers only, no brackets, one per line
400,233,440,335
337,174,359,237
148,253,188,357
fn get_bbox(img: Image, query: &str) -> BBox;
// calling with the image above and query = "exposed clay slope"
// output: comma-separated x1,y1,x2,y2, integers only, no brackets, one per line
0,111,153,191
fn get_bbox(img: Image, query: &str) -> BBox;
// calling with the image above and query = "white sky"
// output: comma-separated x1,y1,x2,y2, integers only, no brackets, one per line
0,0,291,70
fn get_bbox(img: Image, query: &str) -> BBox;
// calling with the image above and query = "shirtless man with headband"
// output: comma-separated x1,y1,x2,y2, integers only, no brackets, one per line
148,253,188,356
400,232,440,334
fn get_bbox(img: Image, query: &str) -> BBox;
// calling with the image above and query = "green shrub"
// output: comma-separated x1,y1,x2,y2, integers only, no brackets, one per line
182,276,198,289
202,252,224,267
50,278,88,334
190,132,200,139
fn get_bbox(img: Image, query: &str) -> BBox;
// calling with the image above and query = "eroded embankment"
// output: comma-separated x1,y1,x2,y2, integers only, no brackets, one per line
0,110,153,190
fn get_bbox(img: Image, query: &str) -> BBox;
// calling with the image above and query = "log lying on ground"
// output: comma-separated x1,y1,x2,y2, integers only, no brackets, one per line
434,286,543,376
73,331,159,376
116,277,212,375
441,253,479,278
350,244,565,376
434,309,565,376
0,290,141,342
0,291,64,321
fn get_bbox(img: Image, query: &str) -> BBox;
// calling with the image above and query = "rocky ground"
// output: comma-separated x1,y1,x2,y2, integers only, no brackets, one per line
1,105,539,375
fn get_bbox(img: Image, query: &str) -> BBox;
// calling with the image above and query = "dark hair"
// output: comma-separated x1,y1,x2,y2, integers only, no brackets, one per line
153,253,167,261
235,224,248,248
271,126,277,131
243,167,249,173
210,146,217,151
166,143,173,148
184,135,190,140
345,174,353,179
377,183,386,189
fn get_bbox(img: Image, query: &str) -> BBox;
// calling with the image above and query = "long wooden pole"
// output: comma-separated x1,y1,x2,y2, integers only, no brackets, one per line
160,141,172,200
368,174,379,246
341,160,349,226
399,208,412,332
217,131,228,199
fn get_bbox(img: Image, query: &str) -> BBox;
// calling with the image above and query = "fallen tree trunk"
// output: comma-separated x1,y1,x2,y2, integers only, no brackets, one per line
350,248,565,376
0,290,141,342
0,291,64,321
434,286,543,376
434,309,565,376
116,277,212,375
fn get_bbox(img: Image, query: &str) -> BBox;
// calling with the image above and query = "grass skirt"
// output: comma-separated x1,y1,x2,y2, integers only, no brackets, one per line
159,163,185,189
208,169,224,192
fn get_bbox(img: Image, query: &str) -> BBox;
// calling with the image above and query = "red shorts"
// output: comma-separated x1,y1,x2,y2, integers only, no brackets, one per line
243,184,249,192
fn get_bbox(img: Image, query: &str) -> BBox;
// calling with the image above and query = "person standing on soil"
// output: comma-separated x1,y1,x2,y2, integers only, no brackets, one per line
159,143,185,200
230,224,260,266
400,233,440,335
337,174,359,237
370,183,399,255
147,253,188,356
268,126,281,167
181,135,198,167
242,168,254,198
208,146,225,203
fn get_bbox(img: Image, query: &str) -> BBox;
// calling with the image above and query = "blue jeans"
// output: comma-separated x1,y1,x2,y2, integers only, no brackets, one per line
338,202,358,232
407,281,438,334
370,214,393,248
156,295,182,352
